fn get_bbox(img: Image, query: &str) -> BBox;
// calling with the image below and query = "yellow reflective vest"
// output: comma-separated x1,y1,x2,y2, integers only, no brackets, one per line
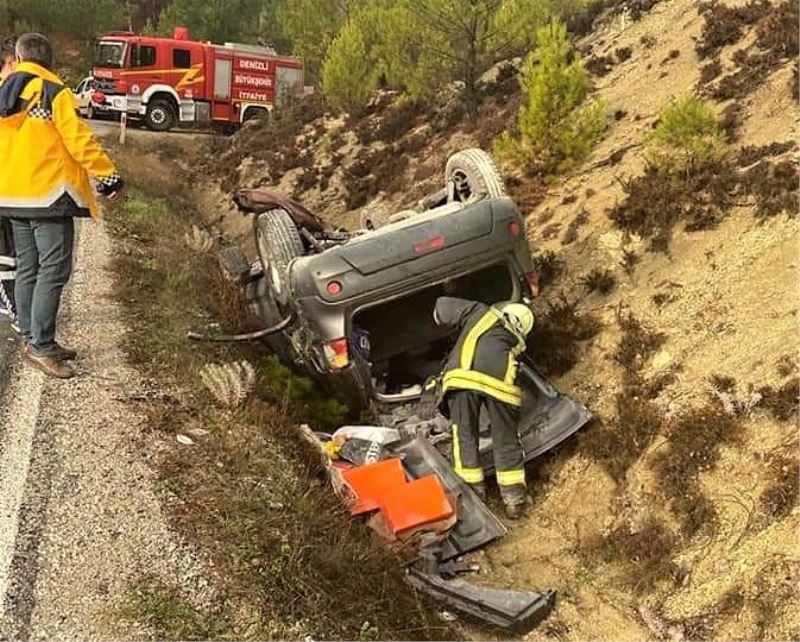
435,297,526,407
0,62,119,219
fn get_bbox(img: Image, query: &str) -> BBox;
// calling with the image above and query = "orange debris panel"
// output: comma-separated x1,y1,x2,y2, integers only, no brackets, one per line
341,458,407,515
378,474,454,535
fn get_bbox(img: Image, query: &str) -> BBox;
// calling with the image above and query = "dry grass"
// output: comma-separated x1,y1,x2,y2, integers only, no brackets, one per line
580,312,666,482
528,295,601,376
580,519,683,592
651,403,742,537
580,268,617,295
106,175,451,640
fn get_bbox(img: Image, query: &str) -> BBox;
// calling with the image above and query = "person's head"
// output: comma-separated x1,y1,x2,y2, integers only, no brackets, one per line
15,32,53,70
0,36,16,81
498,302,535,338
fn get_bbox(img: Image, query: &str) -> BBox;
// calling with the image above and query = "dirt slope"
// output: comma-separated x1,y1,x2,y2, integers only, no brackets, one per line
187,0,798,638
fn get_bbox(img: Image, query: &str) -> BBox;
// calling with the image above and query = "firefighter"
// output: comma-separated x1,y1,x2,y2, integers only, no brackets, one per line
434,297,535,519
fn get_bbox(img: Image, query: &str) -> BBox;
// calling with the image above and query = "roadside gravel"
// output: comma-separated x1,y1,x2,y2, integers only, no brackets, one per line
0,219,210,640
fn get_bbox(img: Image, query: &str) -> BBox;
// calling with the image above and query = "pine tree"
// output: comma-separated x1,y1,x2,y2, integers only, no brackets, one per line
494,19,605,172
321,17,374,111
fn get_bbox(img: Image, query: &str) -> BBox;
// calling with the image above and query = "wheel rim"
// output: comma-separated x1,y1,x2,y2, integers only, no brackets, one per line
151,107,167,125
452,170,474,202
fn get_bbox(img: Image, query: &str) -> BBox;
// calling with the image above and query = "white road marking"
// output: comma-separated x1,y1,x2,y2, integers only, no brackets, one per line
0,365,44,614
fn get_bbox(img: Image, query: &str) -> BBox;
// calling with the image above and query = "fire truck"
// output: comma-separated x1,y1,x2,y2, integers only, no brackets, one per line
91,27,304,132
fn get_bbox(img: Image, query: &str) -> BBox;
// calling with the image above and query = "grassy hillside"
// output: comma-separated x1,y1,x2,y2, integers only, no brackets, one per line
185,0,798,638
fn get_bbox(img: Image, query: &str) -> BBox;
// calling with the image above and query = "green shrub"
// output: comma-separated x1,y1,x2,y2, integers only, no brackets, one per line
494,19,605,173
321,19,377,112
646,95,726,174
257,356,349,429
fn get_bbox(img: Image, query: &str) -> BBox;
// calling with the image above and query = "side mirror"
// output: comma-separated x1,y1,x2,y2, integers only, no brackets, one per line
130,43,140,67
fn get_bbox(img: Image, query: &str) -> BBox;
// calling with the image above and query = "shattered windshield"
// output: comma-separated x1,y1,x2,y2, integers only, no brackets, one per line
94,41,125,68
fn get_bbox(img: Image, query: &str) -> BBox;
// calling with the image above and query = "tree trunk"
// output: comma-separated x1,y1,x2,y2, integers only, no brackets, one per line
464,12,480,118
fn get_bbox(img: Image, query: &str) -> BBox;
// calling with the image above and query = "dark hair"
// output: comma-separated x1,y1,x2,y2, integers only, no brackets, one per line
1,36,15,62
16,33,53,69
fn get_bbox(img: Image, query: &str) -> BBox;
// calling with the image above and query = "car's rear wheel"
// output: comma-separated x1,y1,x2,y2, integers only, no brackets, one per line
445,148,507,204
254,207,304,306
86,103,94,120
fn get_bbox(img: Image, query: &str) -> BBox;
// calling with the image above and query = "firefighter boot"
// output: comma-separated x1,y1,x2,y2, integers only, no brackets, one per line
500,484,529,520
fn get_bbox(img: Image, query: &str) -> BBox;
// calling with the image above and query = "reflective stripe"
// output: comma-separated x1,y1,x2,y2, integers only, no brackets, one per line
452,423,484,484
457,467,485,484
0,271,15,280
0,256,15,267
0,183,89,209
459,310,499,370
443,369,523,406
497,469,526,487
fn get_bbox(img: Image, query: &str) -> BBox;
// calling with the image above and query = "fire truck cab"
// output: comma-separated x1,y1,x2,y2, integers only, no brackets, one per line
91,28,304,132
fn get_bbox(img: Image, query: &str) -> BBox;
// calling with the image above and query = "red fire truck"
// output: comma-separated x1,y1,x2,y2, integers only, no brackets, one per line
91,27,304,131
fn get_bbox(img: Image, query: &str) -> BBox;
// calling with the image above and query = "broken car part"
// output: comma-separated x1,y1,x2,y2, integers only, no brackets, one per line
186,313,293,342
386,436,507,561
406,565,555,633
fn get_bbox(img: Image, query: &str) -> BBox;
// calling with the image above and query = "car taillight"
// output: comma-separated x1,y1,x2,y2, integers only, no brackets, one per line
323,338,349,370
91,90,105,103
413,236,445,254
526,271,540,297
326,280,342,296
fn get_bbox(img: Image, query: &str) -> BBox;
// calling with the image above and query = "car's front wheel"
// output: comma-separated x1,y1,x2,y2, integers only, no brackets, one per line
254,207,304,307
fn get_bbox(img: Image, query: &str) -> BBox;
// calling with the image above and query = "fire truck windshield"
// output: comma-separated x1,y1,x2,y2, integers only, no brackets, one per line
94,41,126,68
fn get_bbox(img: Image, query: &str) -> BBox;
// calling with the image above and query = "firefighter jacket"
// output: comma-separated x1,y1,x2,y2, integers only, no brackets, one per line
0,62,121,219
435,297,526,408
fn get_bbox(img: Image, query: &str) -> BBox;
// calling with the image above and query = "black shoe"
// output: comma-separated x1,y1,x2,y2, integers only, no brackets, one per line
504,501,528,520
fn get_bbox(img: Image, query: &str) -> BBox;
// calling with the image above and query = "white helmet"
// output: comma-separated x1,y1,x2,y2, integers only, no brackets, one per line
498,302,535,337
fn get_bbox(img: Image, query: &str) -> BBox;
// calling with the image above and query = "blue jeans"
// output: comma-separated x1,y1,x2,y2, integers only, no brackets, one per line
10,218,74,357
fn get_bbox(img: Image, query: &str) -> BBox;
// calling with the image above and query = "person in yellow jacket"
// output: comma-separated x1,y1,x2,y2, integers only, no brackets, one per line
0,33,123,379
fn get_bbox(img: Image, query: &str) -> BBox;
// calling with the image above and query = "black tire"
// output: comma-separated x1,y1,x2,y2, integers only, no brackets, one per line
254,208,303,306
86,103,94,120
445,148,507,204
145,98,176,132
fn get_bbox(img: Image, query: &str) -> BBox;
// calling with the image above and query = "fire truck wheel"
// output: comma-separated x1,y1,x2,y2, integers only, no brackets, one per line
145,99,176,132
254,207,304,307
445,148,507,204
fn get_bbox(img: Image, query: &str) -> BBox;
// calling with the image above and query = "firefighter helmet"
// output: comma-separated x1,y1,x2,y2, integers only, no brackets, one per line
498,302,535,337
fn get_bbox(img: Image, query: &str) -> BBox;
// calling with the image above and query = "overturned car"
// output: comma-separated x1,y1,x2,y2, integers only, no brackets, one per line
217,149,592,630
220,148,590,468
